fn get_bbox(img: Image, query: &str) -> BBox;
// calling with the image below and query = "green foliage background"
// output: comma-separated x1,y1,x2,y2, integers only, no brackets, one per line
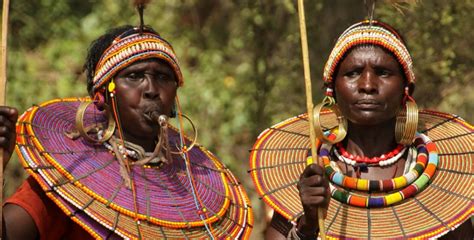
3,0,473,238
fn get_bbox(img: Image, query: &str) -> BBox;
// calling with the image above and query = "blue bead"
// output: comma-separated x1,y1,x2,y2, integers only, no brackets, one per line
368,197,385,207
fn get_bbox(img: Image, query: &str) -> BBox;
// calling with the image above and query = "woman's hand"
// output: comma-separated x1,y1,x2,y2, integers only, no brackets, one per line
296,163,330,236
0,106,18,168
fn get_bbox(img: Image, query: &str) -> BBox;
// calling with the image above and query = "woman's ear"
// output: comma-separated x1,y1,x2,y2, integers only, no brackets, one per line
93,90,107,111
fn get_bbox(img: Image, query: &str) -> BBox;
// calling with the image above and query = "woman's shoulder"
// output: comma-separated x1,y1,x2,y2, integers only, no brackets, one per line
4,176,77,239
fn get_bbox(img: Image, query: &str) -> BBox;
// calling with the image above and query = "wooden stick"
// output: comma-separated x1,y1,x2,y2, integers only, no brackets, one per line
1,0,9,103
296,0,326,239
1,0,11,233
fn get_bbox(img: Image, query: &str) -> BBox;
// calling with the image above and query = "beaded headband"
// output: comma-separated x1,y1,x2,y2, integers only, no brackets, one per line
92,31,184,94
323,20,415,96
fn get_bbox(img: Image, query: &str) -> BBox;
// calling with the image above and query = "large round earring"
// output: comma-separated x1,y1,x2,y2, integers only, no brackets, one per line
75,100,116,143
313,96,348,144
169,113,198,154
395,100,418,145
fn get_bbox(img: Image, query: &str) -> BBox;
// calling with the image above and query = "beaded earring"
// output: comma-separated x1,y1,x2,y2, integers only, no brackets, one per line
108,80,116,97
106,79,127,143
395,87,418,145
313,88,348,144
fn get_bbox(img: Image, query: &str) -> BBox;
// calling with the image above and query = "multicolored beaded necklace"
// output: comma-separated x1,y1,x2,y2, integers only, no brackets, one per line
320,133,438,208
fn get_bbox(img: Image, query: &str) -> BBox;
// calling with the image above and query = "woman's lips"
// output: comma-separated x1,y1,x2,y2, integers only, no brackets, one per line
143,112,155,122
142,105,163,123
354,99,380,110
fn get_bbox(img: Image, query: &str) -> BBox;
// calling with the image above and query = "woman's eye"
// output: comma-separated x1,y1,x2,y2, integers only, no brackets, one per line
127,72,144,81
345,71,360,78
156,73,174,83
376,69,391,77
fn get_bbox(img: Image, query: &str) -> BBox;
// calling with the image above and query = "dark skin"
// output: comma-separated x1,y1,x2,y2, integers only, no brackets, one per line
112,58,178,151
1,58,178,239
334,45,406,180
266,46,473,239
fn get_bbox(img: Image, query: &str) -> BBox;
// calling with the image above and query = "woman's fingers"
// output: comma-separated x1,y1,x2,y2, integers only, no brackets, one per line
298,163,331,217
301,163,324,178
0,106,19,168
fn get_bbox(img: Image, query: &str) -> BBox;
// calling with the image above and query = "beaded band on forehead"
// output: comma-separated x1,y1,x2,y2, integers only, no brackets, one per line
92,31,184,93
323,20,414,96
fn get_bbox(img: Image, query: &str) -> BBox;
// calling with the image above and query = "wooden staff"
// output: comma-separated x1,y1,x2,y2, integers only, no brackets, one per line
296,0,326,238
1,0,10,233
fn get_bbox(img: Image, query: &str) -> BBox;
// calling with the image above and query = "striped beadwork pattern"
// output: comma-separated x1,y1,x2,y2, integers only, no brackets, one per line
92,33,184,93
322,133,439,207
323,21,415,89
324,133,437,194
249,110,473,239
16,98,253,239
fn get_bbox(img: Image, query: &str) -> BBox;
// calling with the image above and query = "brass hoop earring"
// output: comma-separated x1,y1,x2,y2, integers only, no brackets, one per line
75,101,116,143
313,97,347,144
395,100,418,145
168,113,198,154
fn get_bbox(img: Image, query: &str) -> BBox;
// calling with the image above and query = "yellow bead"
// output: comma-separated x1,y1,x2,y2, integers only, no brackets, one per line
108,81,116,92
385,192,403,205
393,176,407,189
356,178,369,191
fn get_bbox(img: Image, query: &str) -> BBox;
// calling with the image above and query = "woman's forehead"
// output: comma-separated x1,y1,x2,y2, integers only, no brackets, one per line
348,45,393,55
336,45,403,72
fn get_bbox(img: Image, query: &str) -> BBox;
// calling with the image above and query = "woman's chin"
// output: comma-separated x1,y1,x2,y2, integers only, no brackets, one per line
347,111,395,126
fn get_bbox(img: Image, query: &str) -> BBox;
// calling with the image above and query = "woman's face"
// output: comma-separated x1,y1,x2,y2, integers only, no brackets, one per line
334,46,405,126
111,58,178,140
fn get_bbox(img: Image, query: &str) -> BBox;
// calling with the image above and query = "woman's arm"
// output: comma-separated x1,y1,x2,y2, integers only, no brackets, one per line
265,212,293,239
1,106,40,239
264,164,329,240
3,204,39,239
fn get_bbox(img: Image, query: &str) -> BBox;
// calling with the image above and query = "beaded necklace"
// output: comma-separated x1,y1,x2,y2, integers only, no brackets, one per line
320,133,438,208
103,140,140,159
334,143,407,167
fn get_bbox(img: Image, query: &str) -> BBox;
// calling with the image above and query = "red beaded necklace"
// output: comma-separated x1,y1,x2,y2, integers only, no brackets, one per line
335,143,405,164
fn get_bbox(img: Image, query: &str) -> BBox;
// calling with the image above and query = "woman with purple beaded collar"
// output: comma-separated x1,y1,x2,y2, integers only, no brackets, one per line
1,23,253,240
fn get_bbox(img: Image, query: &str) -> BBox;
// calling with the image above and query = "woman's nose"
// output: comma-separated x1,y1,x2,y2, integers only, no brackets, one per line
143,76,160,99
358,70,378,94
